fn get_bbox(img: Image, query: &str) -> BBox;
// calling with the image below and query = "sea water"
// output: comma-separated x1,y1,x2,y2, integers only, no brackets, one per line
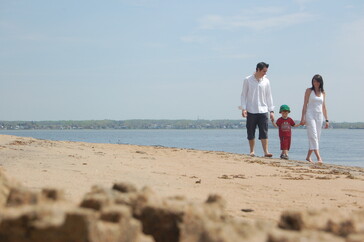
0,129,363,168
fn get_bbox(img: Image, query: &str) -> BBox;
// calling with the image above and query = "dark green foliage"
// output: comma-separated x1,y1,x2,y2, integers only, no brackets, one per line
0,120,362,130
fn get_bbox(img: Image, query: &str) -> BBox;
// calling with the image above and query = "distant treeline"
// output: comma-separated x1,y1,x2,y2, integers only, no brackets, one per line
0,120,363,130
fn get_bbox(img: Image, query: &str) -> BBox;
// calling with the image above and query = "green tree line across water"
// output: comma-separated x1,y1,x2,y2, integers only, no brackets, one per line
0,120,363,130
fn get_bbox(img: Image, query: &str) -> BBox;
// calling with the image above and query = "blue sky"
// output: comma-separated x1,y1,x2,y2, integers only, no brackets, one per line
1,0,363,122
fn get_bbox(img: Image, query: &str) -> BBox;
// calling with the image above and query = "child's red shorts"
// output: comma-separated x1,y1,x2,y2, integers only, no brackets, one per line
280,136,291,150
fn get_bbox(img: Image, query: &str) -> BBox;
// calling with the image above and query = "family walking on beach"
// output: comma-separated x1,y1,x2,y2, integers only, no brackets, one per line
240,62,329,163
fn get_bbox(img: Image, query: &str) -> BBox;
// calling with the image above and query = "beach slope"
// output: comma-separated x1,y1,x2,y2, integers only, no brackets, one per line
0,134,363,223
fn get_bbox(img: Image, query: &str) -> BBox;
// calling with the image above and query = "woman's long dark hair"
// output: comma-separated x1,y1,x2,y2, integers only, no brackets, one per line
311,74,324,94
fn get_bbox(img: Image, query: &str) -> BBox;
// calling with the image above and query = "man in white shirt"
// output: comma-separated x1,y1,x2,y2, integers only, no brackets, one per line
240,62,275,157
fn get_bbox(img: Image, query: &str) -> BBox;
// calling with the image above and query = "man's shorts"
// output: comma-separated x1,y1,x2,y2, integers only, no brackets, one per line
246,112,268,140
280,136,291,150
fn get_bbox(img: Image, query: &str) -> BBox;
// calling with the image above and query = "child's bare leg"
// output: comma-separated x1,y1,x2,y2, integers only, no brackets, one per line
306,150,313,163
279,150,288,159
280,150,284,158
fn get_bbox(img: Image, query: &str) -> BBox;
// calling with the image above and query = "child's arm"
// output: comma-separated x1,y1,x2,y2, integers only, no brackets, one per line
271,120,278,128
293,123,301,127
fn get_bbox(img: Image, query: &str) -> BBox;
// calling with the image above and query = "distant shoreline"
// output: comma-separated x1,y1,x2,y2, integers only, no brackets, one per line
1,119,363,130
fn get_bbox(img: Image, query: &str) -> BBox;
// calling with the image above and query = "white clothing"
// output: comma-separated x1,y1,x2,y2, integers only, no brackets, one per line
305,90,324,150
240,74,274,114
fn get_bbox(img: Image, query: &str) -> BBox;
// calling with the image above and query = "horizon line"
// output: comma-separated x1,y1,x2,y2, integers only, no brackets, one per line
1,119,363,123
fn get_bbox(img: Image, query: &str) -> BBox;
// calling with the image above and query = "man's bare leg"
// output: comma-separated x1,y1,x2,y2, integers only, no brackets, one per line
261,139,272,157
249,139,255,156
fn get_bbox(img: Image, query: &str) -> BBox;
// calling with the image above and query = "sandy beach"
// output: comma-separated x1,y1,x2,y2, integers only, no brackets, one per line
1,134,364,224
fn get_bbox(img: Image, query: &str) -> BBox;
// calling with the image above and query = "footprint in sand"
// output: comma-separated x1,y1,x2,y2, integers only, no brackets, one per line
346,174,356,179
342,189,364,194
218,174,246,179
218,175,232,179
241,209,254,212
315,175,334,180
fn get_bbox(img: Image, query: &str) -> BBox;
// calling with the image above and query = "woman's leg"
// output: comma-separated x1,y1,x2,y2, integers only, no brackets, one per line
306,115,316,163
314,115,323,163
313,149,322,163
306,120,319,150
306,150,313,163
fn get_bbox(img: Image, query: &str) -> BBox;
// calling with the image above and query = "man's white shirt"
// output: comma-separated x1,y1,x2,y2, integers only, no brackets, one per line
240,74,274,114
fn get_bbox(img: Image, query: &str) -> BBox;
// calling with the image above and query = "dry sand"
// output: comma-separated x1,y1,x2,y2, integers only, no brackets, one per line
0,134,363,223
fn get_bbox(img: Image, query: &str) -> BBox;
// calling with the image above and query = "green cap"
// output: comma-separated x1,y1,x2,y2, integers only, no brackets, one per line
279,104,290,113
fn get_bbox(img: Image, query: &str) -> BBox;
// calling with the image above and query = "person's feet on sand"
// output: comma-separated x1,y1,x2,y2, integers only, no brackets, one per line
281,154,289,160
306,158,313,163
249,152,255,157
317,160,323,164
264,153,273,158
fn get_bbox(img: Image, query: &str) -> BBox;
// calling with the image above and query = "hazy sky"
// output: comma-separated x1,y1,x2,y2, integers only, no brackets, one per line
1,0,363,122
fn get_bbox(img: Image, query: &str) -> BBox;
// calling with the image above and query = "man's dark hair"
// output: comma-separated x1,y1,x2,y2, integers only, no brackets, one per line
256,62,269,71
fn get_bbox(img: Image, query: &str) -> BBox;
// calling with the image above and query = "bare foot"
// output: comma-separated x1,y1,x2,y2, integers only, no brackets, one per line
249,153,255,157
306,158,313,163
317,160,323,164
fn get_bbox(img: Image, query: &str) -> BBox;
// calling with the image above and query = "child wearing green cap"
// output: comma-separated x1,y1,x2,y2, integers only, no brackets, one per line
272,105,301,159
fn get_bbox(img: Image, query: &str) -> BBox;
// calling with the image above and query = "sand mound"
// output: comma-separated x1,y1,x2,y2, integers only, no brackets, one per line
0,171,363,242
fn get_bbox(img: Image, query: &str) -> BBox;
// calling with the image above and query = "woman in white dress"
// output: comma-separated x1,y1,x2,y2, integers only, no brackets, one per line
300,74,329,163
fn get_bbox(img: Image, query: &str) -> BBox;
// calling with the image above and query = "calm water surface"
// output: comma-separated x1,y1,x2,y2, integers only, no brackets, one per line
1,129,363,168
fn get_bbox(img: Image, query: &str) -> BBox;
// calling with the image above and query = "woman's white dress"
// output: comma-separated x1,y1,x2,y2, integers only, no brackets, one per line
306,90,324,150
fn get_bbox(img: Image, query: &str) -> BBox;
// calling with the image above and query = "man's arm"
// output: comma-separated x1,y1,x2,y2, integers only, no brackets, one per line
265,80,275,122
241,78,248,117
265,80,274,113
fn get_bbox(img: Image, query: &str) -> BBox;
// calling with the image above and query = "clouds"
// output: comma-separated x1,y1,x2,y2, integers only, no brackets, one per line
180,35,207,44
198,8,315,31
180,5,316,61
293,0,316,10
121,0,159,7
337,18,364,61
